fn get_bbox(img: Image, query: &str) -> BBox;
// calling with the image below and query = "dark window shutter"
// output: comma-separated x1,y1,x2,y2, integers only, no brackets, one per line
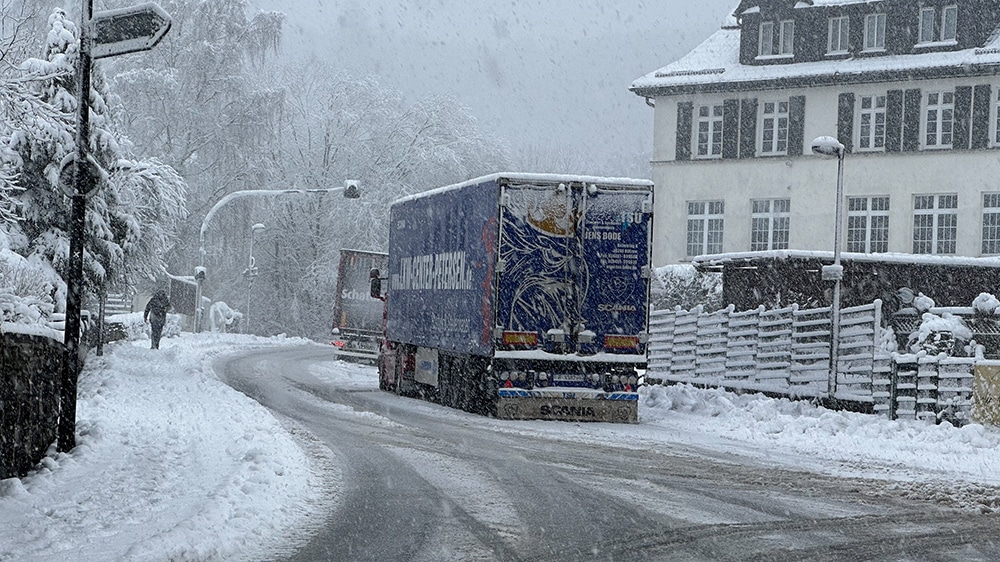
676,102,693,161
953,86,972,150
837,93,855,153
886,89,903,152
973,84,993,149
739,98,758,159
723,99,740,159
903,88,922,152
788,95,806,156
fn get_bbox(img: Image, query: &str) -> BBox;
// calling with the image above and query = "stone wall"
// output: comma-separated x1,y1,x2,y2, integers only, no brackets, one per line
0,332,65,479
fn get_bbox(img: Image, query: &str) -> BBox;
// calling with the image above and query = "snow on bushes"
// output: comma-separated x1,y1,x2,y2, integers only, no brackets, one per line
0,251,55,327
652,264,722,311
973,292,1000,315
910,312,973,355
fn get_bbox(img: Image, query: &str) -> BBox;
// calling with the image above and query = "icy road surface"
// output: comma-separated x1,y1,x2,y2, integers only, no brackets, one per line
220,346,1000,561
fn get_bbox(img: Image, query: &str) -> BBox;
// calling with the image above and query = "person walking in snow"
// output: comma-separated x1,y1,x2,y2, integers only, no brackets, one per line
144,289,171,349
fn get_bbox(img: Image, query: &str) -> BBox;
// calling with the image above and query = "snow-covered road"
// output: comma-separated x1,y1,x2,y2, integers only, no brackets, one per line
2,333,1000,560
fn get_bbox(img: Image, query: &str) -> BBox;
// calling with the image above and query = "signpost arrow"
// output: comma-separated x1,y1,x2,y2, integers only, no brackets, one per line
91,2,171,59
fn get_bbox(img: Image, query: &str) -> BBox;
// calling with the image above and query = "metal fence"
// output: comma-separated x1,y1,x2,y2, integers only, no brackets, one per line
646,300,978,424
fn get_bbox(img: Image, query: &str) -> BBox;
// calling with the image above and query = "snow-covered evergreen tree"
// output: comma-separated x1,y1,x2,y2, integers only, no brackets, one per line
3,8,188,310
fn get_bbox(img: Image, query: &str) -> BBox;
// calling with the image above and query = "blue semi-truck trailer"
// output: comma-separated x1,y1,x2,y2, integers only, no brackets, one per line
374,173,653,422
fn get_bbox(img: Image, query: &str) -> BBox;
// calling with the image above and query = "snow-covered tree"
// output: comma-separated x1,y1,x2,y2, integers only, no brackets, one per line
3,8,188,309
108,0,285,259
233,64,509,338
0,0,47,68
270,63,508,251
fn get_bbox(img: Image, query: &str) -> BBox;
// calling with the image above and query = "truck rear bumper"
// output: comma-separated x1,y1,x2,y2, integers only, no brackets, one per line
496,388,638,423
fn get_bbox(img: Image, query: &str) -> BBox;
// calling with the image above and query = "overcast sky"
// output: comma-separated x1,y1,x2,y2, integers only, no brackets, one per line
250,0,737,177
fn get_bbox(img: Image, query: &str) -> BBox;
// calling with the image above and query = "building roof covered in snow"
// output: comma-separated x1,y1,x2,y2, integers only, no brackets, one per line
632,0,1000,96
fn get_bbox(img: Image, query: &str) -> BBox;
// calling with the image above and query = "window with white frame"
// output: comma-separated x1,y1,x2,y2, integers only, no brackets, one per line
983,193,1000,254
925,91,954,148
760,99,789,155
759,20,794,57
858,94,887,151
828,16,849,54
919,5,958,44
750,198,789,251
919,7,936,43
759,21,774,56
943,5,958,41
695,104,724,159
864,13,886,50
913,194,957,254
686,201,724,257
993,89,1000,145
847,196,889,253
780,20,795,55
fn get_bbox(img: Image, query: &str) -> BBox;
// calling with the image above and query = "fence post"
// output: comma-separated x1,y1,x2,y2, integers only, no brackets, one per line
889,358,899,420
916,356,939,423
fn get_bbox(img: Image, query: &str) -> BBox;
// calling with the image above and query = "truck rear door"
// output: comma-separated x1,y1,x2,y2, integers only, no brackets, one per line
495,179,651,356
496,180,580,351
577,184,652,357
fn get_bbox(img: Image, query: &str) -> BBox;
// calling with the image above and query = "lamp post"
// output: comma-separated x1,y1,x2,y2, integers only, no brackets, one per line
244,223,265,334
811,136,846,400
193,180,360,332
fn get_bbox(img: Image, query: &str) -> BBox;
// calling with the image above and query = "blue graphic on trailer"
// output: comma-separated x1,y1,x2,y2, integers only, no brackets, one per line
579,188,651,355
496,182,650,355
496,184,581,342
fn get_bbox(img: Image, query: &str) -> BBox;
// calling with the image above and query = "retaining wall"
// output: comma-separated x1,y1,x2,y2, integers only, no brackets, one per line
0,332,66,479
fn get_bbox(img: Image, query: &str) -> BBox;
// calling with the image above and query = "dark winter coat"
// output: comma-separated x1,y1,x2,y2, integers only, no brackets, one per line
144,290,171,325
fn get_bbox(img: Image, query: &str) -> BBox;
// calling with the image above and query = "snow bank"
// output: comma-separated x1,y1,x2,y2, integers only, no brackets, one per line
0,333,338,562
639,383,1000,510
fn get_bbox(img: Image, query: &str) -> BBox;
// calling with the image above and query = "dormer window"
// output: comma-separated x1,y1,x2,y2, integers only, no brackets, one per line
759,20,794,58
863,13,886,51
943,5,958,40
918,5,958,44
827,16,849,54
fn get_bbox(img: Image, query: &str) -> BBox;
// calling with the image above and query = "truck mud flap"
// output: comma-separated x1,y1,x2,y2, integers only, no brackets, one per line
496,390,638,423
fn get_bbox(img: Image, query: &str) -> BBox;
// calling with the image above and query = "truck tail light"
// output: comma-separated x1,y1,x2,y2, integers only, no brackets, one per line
604,335,639,350
502,331,538,346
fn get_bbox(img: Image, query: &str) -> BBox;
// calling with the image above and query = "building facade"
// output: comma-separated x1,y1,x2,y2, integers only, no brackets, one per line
631,0,1000,267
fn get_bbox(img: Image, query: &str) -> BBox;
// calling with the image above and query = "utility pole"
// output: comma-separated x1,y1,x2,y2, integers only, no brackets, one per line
58,0,94,452
58,1,171,452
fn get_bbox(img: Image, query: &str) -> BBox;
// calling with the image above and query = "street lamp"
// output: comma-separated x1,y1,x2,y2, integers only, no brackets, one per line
244,223,265,334
811,135,846,399
193,179,361,332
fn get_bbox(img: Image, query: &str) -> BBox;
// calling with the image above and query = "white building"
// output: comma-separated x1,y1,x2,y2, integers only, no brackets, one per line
631,0,1000,267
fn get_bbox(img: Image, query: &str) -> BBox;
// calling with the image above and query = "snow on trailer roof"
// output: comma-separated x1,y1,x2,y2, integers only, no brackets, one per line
394,172,654,205
631,24,1000,94
792,0,885,7
339,248,387,255
692,250,1000,271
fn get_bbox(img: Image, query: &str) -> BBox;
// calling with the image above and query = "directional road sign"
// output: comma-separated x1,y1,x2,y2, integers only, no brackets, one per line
91,2,171,59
